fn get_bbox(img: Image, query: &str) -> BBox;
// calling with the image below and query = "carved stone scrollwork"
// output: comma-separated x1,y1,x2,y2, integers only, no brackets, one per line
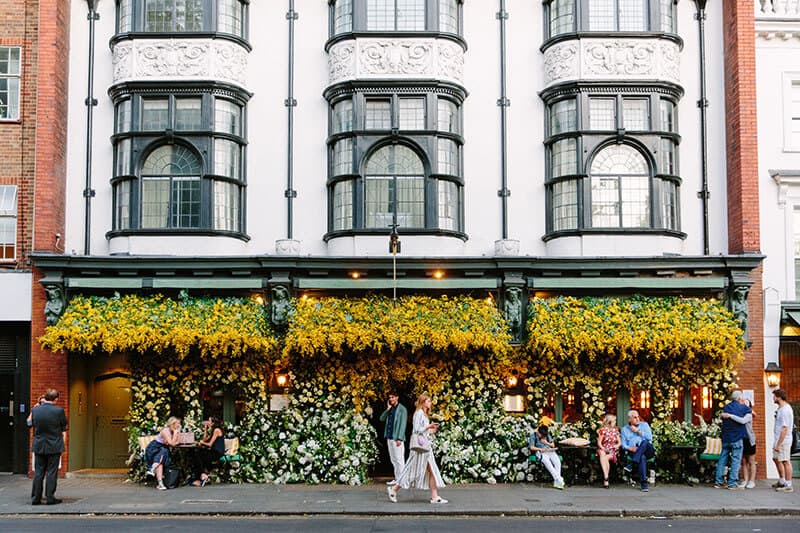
328,42,355,84
584,40,656,77
43,284,65,327
137,41,210,77
504,286,524,344
543,43,578,85
270,285,291,329
360,40,432,75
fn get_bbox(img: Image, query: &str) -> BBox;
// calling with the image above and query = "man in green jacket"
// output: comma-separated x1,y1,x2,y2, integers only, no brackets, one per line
379,392,407,483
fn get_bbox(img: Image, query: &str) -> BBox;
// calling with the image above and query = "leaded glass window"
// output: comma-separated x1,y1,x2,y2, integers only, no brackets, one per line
114,180,131,230
332,180,354,231
590,144,650,228
439,0,458,33
550,99,577,135
215,99,242,135
213,180,240,231
623,99,649,130
333,139,353,175
176,98,202,130
589,98,616,130
144,0,204,32
118,0,134,32
660,138,675,175
217,0,243,35
660,0,675,33
438,138,458,175
142,99,169,130
552,179,578,231
332,100,354,133
115,139,132,176
214,138,241,177
365,99,392,129
438,180,458,230
551,139,577,177
334,0,353,34
116,99,132,133
367,0,425,31
550,0,575,37
437,99,458,133
141,145,202,228
399,98,426,130
660,100,675,132
364,145,425,228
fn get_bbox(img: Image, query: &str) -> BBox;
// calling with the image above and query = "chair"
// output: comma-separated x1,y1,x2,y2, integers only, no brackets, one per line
699,437,722,462
621,447,656,486
217,437,243,470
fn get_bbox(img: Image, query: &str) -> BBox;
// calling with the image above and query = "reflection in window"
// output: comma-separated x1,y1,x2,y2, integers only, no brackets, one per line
551,138,577,177
550,98,576,135
332,180,353,230
437,138,458,175
794,206,800,297
367,0,425,31
118,0,134,32
660,0,675,33
334,0,353,34
333,139,353,175
660,100,675,132
439,0,458,33
142,99,169,130
215,99,242,135
217,0,243,35
214,138,241,177
437,99,458,133
660,138,675,175
552,179,578,231
365,99,392,129
550,0,575,37
399,98,426,130
141,145,202,228
365,145,425,228
333,100,354,133
623,99,649,130
144,0,204,32
590,144,650,228
589,98,616,130
115,139,132,176
176,98,202,130
114,180,131,230
213,180,239,231
438,180,458,230
0,185,17,260
661,179,677,231
116,99,132,133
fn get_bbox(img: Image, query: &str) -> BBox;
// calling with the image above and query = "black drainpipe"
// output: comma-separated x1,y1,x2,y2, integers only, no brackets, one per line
83,0,99,255
285,0,298,239
497,0,510,240
694,0,710,255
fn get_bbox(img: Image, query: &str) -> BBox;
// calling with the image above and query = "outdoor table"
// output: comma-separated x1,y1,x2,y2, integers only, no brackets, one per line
558,444,593,486
666,445,702,485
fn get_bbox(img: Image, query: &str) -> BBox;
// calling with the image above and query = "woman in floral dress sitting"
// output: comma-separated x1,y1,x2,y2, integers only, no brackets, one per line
597,413,621,488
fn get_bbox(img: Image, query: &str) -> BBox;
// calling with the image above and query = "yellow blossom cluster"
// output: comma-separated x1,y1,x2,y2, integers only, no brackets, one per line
284,295,511,359
39,293,278,360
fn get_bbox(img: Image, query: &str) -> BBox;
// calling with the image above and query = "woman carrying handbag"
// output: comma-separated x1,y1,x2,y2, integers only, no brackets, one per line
387,393,447,504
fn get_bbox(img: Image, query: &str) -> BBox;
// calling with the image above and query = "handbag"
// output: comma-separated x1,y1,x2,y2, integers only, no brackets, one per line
410,432,431,453
791,429,800,455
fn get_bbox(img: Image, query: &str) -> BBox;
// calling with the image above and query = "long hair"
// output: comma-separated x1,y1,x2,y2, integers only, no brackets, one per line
415,393,431,415
165,416,181,430
208,416,222,432
602,414,616,428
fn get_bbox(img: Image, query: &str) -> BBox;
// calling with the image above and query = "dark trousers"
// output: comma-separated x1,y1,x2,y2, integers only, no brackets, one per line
630,440,655,485
31,453,60,503
190,448,221,480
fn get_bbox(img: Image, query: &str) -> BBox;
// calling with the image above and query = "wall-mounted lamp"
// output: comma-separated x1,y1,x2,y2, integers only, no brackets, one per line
765,362,782,388
276,374,288,388
255,294,265,305
432,270,444,279
507,375,518,388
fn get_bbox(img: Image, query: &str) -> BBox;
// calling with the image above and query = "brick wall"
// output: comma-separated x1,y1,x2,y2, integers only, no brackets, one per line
24,0,70,474
723,2,766,476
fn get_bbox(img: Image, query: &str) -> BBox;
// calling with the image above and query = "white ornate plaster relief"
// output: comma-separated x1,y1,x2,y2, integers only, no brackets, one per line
328,38,464,85
543,38,681,87
111,38,249,89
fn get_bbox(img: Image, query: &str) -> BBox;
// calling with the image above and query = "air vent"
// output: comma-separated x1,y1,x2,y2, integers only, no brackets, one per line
0,336,16,372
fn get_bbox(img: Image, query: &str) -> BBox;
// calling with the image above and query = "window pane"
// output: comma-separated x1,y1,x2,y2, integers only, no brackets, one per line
332,100,353,133
176,98,202,130
551,138,577,177
591,175,620,227
590,144,650,228
142,145,203,175
214,180,240,231
116,139,132,176
588,0,615,31
0,47,21,120
118,0,133,32
116,100,132,133
366,145,424,174
215,99,241,135
334,0,353,34
332,138,353,175
399,98,425,130
365,176,393,228
660,138,675,175
214,139,241,177
142,177,170,228
145,0,204,32
397,0,425,31
365,99,391,129
438,180,459,231
589,98,616,130
438,138,459,175
0,47,21,75
620,175,650,227
367,0,394,30
660,0,675,32
550,0,575,37
0,185,18,259
439,0,458,33
622,98,649,130
661,179,677,230
332,180,353,230
218,0,243,36
171,177,201,227
618,0,646,32
115,180,131,230
550,98,576,135
396,176,425,227
142,99,169,130
659,100,675,132
552,179,578,231
437,99,458,133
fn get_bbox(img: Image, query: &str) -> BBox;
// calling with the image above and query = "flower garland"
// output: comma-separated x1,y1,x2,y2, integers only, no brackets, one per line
40,292,278,360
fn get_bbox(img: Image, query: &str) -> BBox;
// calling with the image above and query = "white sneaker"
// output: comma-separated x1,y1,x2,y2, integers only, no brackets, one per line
737,481,747,488
145,464,156,477
430,496,448,504
386,480,396,485
156,481,167,490
776,485,794,492
745,481,756,489
387,486,397,503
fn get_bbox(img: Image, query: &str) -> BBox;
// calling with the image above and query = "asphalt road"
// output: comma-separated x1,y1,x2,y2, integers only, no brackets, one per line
1,516,798,532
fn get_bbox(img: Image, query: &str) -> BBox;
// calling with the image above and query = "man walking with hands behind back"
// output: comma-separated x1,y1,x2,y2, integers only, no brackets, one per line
30,388,67,505
380,392,407,484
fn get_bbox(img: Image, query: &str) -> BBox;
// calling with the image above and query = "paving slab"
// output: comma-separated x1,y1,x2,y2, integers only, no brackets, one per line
0,475,797,517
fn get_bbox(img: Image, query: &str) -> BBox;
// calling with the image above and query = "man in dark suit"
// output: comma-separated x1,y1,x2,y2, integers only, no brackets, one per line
30,388,67,505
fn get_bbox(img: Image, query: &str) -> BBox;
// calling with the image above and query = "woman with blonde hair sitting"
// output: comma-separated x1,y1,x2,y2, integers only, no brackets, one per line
387,393,447,504
597,413,621,489
145,416,181,490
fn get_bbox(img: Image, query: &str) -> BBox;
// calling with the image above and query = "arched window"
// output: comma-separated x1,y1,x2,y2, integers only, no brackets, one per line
141,145,202,229
589,144,650,228
364,145,425,229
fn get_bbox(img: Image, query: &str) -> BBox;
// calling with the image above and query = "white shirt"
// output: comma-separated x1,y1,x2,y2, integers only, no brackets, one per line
774,404,794,445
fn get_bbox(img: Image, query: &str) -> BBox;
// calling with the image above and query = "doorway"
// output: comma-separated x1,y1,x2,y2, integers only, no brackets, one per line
0,374,14,471
92,373,131,468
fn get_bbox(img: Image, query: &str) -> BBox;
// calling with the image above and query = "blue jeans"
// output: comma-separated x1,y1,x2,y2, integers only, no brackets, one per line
715,440,743,487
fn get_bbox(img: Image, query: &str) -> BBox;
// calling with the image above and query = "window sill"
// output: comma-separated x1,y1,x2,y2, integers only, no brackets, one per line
324,228,468,243
542,228,686,242
111,32,252,52
106,228,250,242
325,31,467,53
541,31,683,53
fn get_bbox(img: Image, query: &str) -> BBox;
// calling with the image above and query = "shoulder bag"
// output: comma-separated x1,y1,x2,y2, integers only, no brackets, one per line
410,431,431,453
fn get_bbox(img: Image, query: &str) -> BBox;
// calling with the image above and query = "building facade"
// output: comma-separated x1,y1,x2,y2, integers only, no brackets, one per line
25,0,766,478
0,0,69,474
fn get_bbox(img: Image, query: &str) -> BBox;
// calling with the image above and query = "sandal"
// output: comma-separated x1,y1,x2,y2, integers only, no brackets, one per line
387,486,397,503
603,478,609,489
430,496,448,504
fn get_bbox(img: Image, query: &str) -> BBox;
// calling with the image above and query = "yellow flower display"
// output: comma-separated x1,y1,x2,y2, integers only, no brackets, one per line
39,293,278,360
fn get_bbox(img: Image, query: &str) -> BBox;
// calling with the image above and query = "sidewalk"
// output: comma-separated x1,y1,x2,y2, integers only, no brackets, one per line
0,475,797,517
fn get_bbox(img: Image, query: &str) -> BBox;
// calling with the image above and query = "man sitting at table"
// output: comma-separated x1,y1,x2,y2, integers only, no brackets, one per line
620,409,655,492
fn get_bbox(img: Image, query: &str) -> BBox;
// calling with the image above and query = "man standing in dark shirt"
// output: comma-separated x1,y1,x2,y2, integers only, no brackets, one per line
379,392,407,484
715,390,751,490
30,388,67,505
